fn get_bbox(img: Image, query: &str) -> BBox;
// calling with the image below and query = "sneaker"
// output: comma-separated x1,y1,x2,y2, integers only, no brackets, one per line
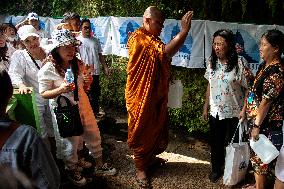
66,168,87,186
77,158,92,169
94,163,117,176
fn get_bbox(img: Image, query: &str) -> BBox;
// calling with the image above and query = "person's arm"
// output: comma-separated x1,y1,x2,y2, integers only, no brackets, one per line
165,11,193,58
15,19,29,30
251,98,272,140
202,83,210,121
8,51,32,94
239,90,249,121
40,82,72,99
99,53,110,76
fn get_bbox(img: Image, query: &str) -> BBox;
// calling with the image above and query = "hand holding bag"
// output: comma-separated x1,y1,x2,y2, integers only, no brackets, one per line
223,121,250,186
54,95,83,138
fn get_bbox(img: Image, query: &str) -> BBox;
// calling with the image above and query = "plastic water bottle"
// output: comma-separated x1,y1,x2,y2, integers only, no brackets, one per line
250,134,279,164
65,68,74,84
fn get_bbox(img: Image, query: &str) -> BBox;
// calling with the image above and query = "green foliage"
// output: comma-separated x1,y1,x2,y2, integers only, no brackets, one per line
168,67,209,133
1,0,284,25
100,55,128,109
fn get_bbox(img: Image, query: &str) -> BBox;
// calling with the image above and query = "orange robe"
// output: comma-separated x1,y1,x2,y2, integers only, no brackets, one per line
125,27,170,170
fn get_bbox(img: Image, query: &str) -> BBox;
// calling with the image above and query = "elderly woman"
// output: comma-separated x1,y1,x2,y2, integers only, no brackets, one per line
243,29,284,189
8,25,55,154
38,29,116,186
1,23,19,49
202,29,250,183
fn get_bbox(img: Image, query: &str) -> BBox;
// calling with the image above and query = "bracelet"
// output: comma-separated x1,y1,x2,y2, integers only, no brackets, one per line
253,124,261,129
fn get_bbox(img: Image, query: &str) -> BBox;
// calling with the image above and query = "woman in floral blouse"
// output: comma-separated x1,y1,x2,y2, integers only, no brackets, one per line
202,29,250,183
244,29,284,189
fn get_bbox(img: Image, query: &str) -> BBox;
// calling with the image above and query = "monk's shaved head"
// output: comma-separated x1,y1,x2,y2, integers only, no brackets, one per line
143,6,164,19
142,6,165,36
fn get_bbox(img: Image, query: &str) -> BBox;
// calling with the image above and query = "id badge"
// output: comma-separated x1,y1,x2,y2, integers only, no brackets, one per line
246,91,258,118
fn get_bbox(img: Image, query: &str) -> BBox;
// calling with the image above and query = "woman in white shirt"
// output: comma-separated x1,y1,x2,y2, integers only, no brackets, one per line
202,29,250,183
38,29,116,186
8,25,55,153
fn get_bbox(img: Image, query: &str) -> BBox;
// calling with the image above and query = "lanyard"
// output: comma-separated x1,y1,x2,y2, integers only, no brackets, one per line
27,51,41,70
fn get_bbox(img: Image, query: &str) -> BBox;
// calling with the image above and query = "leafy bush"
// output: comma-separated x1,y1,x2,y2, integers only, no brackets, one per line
100,55,128,110
168,67,209,134
100,56,209,134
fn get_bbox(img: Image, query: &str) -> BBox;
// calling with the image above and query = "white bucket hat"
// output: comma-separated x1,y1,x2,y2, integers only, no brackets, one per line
43,29,81,52
27,12,39,21
18,25,39,40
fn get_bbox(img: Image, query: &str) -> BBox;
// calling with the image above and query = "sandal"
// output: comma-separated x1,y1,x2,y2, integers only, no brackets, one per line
241,184,256,189
135,177,151,189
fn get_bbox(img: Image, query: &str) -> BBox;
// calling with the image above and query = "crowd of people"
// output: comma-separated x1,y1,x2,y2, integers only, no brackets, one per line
0,6,283,189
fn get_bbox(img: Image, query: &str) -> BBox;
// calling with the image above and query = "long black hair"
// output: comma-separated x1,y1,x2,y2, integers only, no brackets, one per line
50,48,79,77
0,65,13,111
210,29,238,73
0,25,8,62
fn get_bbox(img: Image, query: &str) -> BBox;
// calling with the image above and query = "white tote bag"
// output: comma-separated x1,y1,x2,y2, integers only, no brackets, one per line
167,80,183,108
223,121,250,186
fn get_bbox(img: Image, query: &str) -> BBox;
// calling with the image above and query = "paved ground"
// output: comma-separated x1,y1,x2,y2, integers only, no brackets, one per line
60,112,275,189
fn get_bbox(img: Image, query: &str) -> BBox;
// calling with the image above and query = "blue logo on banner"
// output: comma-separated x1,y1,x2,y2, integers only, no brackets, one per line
232,29,260,73
119,20,140,45
233,29,259,63
163,23,193,55
39,20,45,30
91,22,106,46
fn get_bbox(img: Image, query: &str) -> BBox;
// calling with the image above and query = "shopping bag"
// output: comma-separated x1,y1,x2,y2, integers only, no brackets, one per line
223,121,250,186
167,80,183,108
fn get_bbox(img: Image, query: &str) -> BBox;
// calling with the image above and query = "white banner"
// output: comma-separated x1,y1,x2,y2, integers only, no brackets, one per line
205,21,284,74
1,15,284,70
161,20,205,68
90,17,112,55
110,17,142,57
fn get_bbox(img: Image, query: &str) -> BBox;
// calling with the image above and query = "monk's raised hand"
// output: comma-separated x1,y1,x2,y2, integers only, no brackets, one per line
181,11,193,33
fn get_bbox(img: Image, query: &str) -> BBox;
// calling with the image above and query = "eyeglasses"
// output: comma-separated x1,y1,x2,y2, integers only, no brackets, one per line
83,26,90,30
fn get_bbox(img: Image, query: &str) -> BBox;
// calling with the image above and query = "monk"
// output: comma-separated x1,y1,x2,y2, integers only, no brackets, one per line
125,6,193,188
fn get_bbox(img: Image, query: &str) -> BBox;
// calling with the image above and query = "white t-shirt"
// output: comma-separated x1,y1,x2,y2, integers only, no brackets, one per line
8,49,47,106
38,62,77,105
204,56,249,120
77,35,102,75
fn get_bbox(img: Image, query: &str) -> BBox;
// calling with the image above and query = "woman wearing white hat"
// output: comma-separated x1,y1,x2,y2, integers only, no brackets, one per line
16,12,49,39
38,29,116,186
8,25,55,155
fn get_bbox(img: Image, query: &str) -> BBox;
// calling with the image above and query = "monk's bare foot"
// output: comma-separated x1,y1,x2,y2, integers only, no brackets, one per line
136,169,147,180
136,170,151,189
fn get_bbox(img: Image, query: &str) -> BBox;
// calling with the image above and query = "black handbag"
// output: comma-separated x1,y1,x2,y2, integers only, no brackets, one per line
54,95,84,138
54,65,83,138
